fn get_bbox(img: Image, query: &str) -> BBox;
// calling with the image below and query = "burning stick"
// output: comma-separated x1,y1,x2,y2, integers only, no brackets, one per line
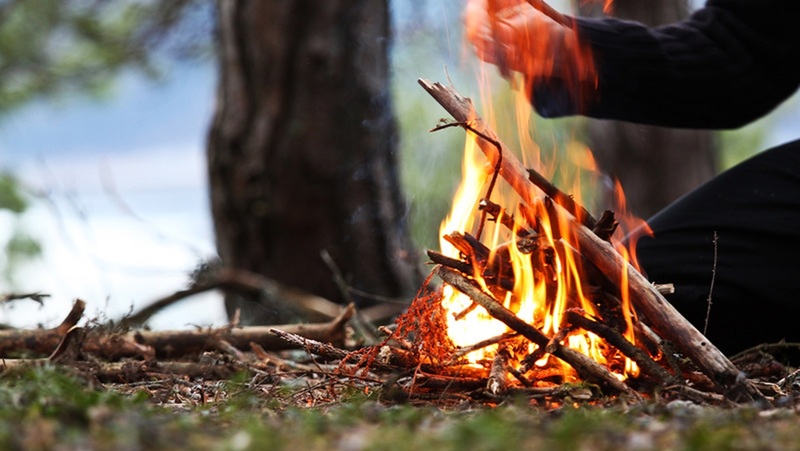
450,331,519,361
487,346,510,394
437,266,633,395
564,310,678,386
419,79,761,402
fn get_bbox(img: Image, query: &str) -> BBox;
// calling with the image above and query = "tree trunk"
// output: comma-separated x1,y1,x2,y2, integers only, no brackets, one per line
207,0,419,324
579,0,717,218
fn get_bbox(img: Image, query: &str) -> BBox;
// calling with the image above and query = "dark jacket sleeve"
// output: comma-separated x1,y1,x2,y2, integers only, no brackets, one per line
532,0,800,129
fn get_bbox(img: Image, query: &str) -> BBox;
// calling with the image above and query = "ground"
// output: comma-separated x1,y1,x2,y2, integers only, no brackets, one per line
1,363,800,451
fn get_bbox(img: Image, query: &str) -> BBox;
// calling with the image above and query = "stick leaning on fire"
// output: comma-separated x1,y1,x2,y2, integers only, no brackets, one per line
417,79,762,402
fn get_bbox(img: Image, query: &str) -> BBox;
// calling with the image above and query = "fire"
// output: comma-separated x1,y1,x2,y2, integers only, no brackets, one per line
435,0,640,380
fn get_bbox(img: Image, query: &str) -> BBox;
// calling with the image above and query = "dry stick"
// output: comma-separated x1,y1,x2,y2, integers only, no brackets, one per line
564,310,678,386
704,231,719,336
431,120,503,241
135,304,355,359
418,79,758,402
269,328,349,361
437,266,633,395
320,250,382,345
125,268,343,327
0,292,49,305
524,0,572,27
57,299,87,335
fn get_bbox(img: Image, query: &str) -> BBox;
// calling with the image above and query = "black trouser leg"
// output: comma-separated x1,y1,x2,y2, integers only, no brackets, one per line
634,139,800,354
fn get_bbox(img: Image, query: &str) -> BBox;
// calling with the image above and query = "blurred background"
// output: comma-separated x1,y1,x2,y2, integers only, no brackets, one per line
1,0,797,329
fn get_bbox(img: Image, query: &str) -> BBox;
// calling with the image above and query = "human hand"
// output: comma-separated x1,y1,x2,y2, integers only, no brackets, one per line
465,0,576,79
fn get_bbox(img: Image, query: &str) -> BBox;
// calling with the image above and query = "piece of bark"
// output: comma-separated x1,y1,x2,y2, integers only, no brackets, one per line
436,266,633,395
419,79,758,402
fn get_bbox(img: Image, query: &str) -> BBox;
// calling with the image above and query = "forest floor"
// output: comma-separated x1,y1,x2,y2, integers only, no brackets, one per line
2,296,800,450
2,360,800,451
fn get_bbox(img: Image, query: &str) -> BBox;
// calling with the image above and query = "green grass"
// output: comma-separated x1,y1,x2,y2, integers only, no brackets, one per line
2,365,800,450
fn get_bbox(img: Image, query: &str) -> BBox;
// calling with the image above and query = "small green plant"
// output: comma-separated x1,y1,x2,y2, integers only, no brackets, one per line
0,172,42,288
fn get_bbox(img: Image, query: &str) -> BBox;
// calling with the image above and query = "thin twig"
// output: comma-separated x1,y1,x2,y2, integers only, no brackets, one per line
430,119,503,241
703,231,718,336
450,331,519,361
0,292,49,305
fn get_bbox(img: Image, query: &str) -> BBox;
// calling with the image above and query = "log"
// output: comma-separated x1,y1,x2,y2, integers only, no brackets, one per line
0,299,85,357
419,79,758,401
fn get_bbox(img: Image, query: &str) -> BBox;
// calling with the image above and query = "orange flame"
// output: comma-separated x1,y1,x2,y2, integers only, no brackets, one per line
436,0,643,380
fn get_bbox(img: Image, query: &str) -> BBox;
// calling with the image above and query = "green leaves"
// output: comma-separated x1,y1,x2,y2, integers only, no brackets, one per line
0,173,27,214
0,172,40,287
0,0,210,113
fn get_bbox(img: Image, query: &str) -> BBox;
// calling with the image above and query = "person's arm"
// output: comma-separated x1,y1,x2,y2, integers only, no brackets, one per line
536,0,800,129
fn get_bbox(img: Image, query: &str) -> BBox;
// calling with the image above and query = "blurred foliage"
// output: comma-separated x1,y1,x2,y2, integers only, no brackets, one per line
0,172,27,214
0,172,41,287
0,0,213,289
0,0,213,112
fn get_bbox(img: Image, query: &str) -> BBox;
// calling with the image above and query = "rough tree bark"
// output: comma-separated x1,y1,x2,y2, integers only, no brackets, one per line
578,0,717,218
207,1,419,324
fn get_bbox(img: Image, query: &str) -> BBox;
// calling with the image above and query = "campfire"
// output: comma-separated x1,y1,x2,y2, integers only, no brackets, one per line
368,77,763,403
355,0,765,403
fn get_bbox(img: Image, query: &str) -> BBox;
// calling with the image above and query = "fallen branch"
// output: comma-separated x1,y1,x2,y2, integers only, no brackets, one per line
0,299,85,357
0,302,355,360
135,304,355,359
125,267,344,327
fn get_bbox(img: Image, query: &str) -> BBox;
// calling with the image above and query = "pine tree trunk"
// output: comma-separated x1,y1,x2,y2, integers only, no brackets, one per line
579,0,717,218
207,0,419,324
